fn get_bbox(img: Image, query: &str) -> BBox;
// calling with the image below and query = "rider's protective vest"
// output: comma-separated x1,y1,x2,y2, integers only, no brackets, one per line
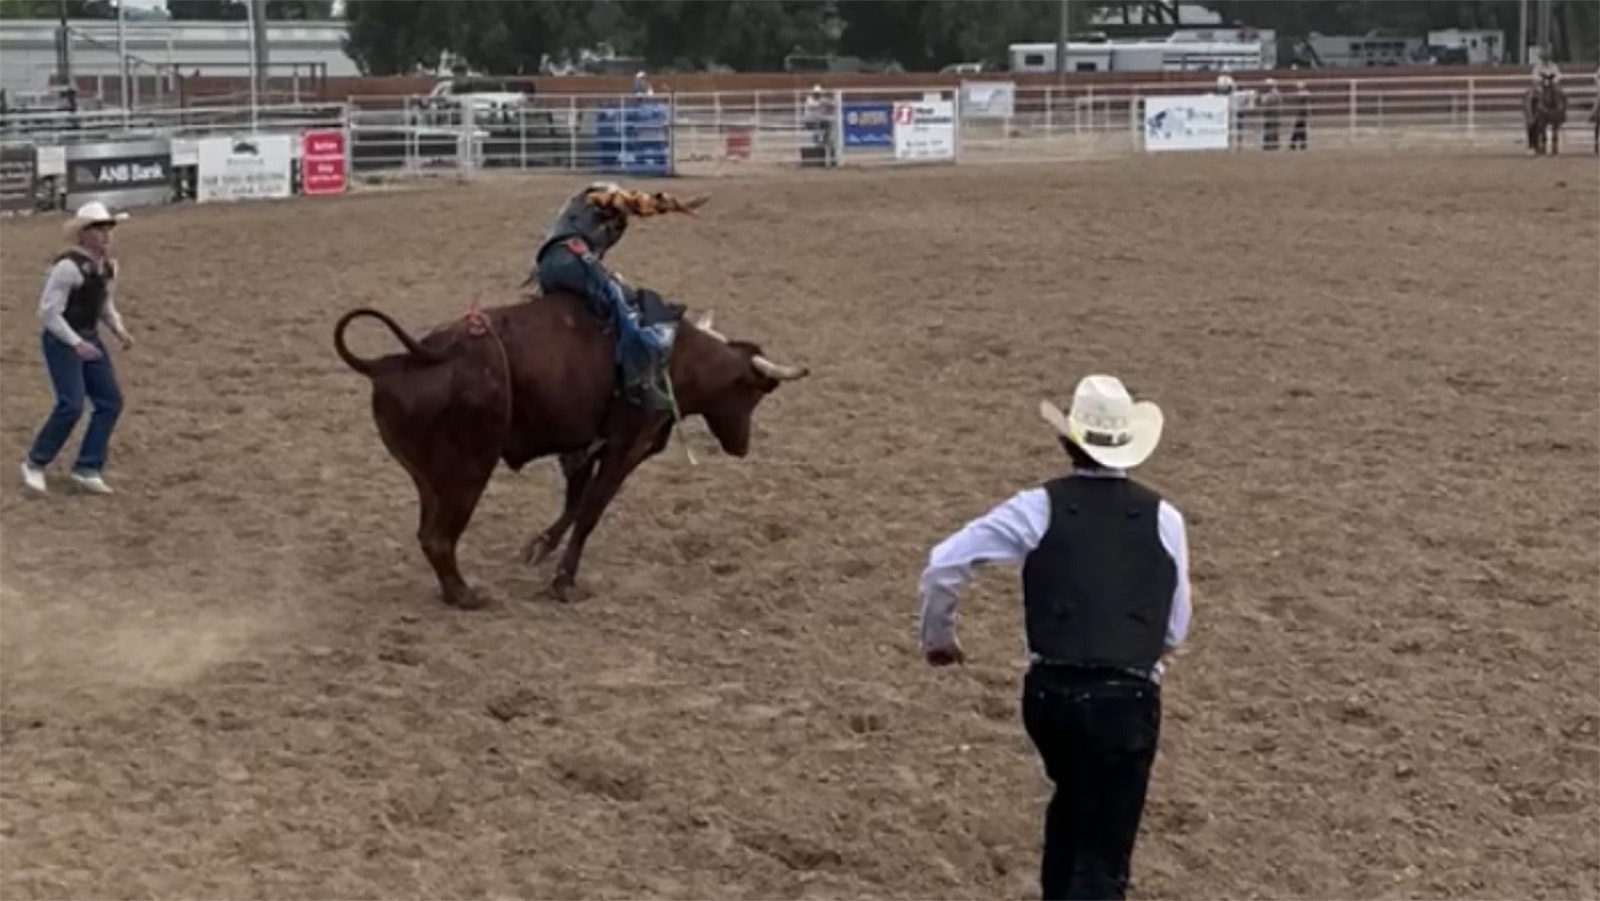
54,248,113,333
535,189,628,263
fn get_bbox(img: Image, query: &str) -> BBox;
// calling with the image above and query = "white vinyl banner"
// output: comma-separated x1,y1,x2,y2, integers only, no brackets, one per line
197,133,293,202
1142,94,1232,152
960,80,1016,119
892,100,956,161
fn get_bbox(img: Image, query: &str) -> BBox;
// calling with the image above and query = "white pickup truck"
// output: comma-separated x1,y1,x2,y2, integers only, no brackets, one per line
413,76,531,127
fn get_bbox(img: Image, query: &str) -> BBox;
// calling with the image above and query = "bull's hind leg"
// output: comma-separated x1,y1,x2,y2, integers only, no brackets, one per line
416,453,498,610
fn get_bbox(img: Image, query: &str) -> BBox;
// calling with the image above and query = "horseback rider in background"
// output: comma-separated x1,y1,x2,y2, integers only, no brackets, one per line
528,182,708,411
1531,46,1560,85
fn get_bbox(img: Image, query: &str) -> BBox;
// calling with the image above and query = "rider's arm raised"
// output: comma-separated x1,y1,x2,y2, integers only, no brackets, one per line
583,186,709,218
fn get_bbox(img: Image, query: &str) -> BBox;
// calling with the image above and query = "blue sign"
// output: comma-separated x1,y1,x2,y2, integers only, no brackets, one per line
841,101,894,148
592,98,672,177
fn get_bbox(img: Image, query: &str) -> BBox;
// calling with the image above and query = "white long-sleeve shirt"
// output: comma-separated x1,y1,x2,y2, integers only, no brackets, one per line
38,255,125,347
916,469,1192,681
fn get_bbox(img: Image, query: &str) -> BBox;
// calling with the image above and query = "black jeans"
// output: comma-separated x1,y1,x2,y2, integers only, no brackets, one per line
1022,665,1162,901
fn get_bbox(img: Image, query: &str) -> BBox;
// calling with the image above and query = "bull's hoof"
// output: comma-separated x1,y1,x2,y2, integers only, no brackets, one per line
445,587,490,610
549,577,580,604
522,534,558,567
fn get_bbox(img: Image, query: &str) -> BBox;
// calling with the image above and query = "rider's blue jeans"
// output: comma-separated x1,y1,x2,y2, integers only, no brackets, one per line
535,242,673,408
535,243,666,356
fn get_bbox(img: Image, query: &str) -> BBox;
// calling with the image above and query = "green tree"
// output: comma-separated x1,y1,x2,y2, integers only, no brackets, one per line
166,0,332,20
836,0,1081,70
0,0,116,18
444,0,593,74
341,0,454,75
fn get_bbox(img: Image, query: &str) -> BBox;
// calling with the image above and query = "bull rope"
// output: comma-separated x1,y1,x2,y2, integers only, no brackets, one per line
463,302,515,439
661,362,698,467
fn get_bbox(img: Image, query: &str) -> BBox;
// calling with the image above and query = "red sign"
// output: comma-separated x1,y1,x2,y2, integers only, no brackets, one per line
300,129,346,196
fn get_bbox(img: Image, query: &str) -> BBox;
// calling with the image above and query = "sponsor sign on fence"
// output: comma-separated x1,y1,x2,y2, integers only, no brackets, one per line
1,144,37,214
198,134,293,203
961,81,1017,119
300,129,347,196
1143,94,1232,152
892,100,956,161
841,101,894,148
64,138,173,210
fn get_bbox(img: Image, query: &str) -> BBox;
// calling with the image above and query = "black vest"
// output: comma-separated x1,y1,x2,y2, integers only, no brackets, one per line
1020,474,1177,672
56,249,113,333
535,188,628,262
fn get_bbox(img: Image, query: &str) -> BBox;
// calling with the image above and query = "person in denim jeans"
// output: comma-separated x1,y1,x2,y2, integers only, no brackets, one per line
916,375,1193,901
20,201,136,496
527,182,707,411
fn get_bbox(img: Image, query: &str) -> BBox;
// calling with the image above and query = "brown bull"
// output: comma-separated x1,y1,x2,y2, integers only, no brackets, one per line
332,291,809,608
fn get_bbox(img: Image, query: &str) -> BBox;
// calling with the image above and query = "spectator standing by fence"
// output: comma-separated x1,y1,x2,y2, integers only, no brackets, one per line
1260,79,1283,150
1289,81,1310,150
20,202,135,496
915,375,1192,901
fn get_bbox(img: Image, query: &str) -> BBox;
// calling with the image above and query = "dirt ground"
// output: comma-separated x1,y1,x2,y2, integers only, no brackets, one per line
1,151,1597,901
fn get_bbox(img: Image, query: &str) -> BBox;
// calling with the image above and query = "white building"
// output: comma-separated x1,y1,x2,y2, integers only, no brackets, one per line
1009,29,1276,74
1425,29,1507,65
0,18,359,98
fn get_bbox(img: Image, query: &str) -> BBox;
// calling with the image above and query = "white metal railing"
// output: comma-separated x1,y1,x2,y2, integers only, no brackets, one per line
1,100,347,146
5,73,1596,187
338,73,1599,177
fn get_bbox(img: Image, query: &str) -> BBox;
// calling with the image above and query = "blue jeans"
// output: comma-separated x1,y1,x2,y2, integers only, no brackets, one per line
535,243,674,408
535,243,667,354
26,331,123,474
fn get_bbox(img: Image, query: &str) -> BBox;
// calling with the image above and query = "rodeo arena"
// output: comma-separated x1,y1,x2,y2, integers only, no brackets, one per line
0,2,1598,899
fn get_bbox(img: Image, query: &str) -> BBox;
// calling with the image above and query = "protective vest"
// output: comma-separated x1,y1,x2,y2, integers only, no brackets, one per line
535,187,628,262
1020,474,1177,673
55,248,113,333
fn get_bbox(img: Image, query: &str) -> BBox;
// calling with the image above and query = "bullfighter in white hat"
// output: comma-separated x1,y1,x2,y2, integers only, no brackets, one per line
914,374,1193,900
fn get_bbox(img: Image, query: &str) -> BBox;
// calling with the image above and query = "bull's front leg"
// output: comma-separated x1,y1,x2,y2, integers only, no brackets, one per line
522,444,602,567
549,418,669,603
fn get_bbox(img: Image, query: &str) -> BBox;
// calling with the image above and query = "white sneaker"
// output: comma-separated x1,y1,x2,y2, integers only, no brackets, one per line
69,471,113,494
20,462,46,494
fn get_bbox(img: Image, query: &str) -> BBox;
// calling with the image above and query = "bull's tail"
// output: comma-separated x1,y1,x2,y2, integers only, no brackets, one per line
332,307,443,376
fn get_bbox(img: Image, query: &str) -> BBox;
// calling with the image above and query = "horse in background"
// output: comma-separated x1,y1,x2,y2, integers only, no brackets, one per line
1523,77,1568,156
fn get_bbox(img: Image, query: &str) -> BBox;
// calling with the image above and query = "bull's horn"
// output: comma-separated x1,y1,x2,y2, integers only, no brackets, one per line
752,354,809,381
694,310,730,343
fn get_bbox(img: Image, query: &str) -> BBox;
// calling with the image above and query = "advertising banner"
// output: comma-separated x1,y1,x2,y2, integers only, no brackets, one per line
892,100,956,161
1143,94,1232,152
841,101,894,148
64,138,173,210
0,144,37,214
300,129,348,196
961,81,1016,119
197,134,293,203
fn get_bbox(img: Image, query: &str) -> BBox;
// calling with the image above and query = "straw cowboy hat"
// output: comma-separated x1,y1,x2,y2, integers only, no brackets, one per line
1038,375,1164,470
62,201,129,238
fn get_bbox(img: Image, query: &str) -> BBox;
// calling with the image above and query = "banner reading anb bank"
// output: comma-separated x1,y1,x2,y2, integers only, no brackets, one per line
197,134,293,203
1142,94,1232,152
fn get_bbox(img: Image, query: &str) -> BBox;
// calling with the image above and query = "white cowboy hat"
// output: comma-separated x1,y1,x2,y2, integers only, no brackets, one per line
63,201,129,237
1038,375,1164,470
